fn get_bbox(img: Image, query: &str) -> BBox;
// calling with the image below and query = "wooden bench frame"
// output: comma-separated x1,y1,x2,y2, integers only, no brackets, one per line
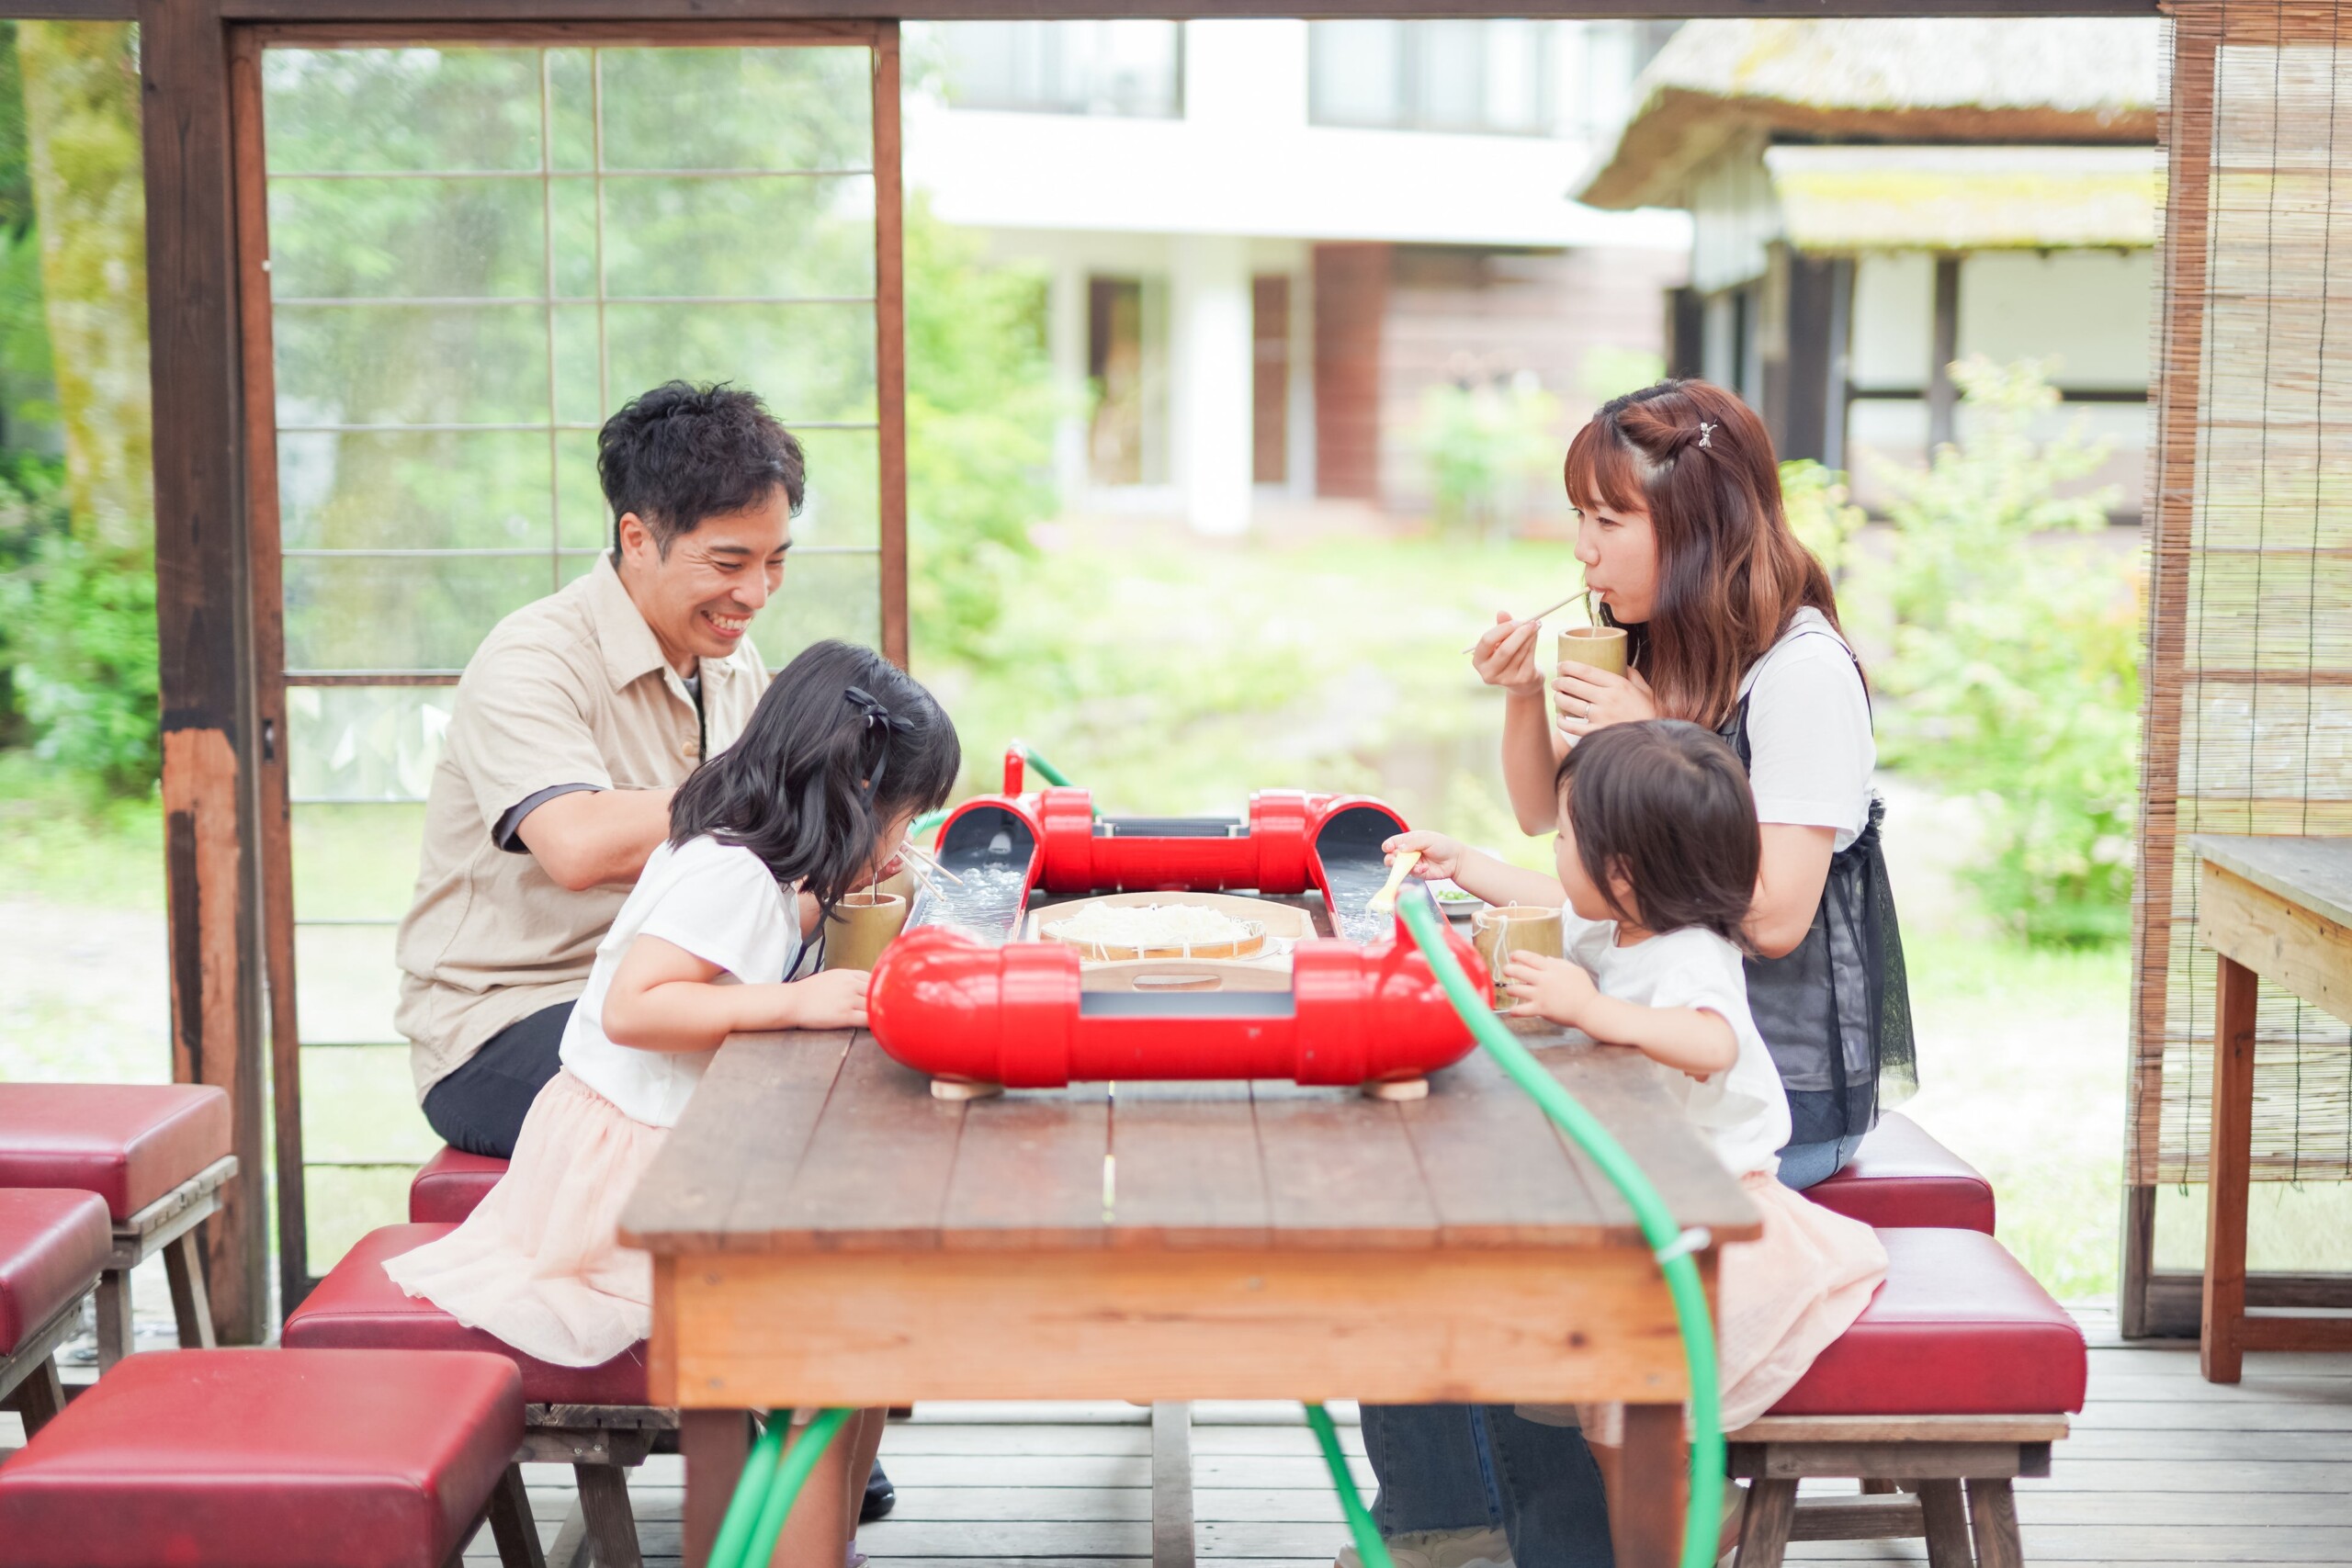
94,1155,238,1370
0,1276,100,1440
1725,1413,2067,1568
521,1402,682,1568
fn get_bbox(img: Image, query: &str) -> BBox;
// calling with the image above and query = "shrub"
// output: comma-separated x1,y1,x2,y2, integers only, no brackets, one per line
1871,358,2140,945
1781,457,1865,578
1419,374,1561,542
0,513,157,795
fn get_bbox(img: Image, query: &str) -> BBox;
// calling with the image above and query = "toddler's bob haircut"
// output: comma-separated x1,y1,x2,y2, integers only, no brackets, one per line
1554,719,1760,946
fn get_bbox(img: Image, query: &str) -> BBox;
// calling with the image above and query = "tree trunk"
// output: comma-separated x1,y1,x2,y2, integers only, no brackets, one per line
17,20,149,558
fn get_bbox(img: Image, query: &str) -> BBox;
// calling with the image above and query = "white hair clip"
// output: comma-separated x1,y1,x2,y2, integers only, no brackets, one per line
1696,422,1715,448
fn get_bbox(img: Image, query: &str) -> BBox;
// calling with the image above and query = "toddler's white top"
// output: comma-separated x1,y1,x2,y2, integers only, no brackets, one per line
1560,910,1792,1179
560,835,802,1128
1738,605,1873,852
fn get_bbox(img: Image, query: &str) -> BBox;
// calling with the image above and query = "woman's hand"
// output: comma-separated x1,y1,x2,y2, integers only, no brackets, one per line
774,968,870,1032
1503,952,1600,1028
1553,664,1657,748
1470,612,1545,699
1382,829,1468,883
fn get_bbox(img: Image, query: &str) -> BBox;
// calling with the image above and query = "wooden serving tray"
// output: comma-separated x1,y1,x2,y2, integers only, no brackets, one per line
1026,890,1313,968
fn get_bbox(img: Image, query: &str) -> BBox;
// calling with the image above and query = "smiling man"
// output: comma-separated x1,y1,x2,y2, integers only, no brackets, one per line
396,381,799,1158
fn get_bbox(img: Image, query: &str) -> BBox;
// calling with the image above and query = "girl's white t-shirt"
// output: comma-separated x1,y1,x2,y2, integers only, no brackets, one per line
559,835,803,1128
1561,910,1793,1179
1738,606,1874,852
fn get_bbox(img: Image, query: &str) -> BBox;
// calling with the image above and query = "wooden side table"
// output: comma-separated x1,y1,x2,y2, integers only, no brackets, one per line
2190,836,2352,1382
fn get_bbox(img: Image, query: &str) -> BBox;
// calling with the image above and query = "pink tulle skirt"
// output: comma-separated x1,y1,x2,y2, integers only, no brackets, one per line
383,1069,667,1368
1528,1171,1890,1441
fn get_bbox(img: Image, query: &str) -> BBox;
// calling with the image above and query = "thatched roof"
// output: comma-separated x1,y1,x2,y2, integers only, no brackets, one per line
1577,19,2163,211
1768,144,2162,250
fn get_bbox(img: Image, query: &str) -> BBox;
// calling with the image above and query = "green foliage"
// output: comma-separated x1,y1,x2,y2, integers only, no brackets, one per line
1873,358,2140,946
1418,375,1561,542
1780,457,1865,577
0,467,156,794
902,197,1058,668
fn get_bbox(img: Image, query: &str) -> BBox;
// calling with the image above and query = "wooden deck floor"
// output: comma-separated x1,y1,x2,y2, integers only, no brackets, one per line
459,1305,2352,1568
8,1303,2347,1565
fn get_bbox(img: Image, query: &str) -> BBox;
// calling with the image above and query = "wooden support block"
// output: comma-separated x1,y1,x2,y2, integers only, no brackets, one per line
1916,1478,1973,1568
1361,1077,1428,1101
1150,1402,1194,1568
931,1077,1002,1102
163,1227,217,1349
1788,1494,1925,1540
485,1463,548,1568
93,1271,133,1371
1736,1475,1797,1568
1966,1476,2023,1568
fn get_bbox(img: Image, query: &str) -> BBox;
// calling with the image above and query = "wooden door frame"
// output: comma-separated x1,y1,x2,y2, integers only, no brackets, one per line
214,12,907,1320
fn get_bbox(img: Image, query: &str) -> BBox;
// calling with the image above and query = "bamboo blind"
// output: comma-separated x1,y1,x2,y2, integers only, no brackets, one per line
2132,0,2352,1186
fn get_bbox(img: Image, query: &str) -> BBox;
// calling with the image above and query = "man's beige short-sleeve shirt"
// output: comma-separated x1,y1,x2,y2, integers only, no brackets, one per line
395,555,767,1097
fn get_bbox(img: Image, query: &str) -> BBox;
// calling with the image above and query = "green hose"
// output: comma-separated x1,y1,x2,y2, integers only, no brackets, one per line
1306,1404,1396,1568
1013,740,1074,787
1396,892,1724,1568
709,1406,854,1568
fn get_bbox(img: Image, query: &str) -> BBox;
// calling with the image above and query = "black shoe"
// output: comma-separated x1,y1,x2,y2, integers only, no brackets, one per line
860,1461,897,1524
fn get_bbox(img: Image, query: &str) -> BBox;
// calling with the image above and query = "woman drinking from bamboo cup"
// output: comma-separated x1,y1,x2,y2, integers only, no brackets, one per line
1342,383,1919,1568
1471,378,1914,1189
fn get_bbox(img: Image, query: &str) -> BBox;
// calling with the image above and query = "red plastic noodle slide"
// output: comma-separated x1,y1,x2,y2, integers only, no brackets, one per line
865,921,1484,1088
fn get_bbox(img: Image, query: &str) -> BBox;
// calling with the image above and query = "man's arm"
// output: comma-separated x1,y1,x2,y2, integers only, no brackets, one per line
514,787,677,891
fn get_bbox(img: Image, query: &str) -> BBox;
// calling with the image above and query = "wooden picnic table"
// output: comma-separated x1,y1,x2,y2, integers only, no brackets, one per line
2190,835,2352,1382
621,924,1760,1568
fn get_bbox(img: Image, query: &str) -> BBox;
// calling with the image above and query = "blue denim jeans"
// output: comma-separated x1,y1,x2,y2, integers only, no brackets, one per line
1775,1132,1865,1191
1359,1403,1614,1567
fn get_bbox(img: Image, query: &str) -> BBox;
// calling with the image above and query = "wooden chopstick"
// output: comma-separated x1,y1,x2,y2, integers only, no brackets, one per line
899,838,965,886
1459,592,1588,655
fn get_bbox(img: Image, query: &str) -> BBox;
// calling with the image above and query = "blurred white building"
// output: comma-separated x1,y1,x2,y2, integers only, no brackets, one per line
904,18,1692,535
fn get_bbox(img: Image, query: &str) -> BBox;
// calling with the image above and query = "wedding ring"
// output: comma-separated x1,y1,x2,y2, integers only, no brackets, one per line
1584,701,1594,720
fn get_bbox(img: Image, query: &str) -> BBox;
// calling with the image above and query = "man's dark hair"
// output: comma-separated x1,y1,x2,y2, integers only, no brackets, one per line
598,380,805,558
1554,719,1760,946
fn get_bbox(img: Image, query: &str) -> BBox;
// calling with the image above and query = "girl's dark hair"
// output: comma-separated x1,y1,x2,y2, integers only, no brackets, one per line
1563,378,1849,729
1555,720,1759,947
669,639,960,920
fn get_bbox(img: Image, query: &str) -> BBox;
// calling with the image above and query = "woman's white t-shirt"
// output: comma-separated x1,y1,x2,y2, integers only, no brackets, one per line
1738,606,1874,852
1561,910,1793,1179
559,835,803,1128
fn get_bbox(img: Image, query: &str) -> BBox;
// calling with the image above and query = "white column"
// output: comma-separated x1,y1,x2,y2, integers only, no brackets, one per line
1170,232,1253,536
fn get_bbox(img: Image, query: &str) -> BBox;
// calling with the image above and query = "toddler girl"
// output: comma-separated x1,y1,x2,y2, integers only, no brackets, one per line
388,637,961,1567
1385,718,1886,1442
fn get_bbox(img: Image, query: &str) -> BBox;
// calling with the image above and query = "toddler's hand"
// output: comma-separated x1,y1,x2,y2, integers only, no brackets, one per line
1503,952,1599,1028
1471,611,1544,699
1382,829,1467,883
782,968,871,1032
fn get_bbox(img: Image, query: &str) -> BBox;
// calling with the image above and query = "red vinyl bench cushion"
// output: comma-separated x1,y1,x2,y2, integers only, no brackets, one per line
1804,1111,1996,1234
284,1223,649,1405
1770,1226,2086,1417
0,1083,232,1221
0,1189,110,1355
0,1348,523,1568
409,1145,509,1224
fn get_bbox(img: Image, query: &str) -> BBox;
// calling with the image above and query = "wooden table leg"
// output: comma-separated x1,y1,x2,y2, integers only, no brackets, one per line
681,1408,752,1568
1614,1404,1687,1568
2202,953,2257,1383
1151,1402,1195,1568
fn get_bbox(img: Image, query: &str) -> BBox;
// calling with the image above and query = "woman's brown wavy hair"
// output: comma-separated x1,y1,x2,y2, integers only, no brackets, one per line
1562,379,1848,729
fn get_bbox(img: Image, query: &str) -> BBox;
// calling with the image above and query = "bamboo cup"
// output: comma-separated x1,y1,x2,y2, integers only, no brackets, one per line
1470,904,1566,1010
1556,624,1629,679
821,891,910,973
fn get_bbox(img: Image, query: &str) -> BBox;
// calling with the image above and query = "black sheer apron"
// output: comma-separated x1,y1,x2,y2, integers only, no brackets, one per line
1717,654,1917,1147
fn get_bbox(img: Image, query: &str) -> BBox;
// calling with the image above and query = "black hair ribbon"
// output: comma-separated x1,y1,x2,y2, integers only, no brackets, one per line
843,685,911,795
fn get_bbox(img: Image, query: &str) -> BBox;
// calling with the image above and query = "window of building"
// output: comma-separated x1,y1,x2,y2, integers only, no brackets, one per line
1308,20,1555,137
1087,275,1169,487
939,21,1183,118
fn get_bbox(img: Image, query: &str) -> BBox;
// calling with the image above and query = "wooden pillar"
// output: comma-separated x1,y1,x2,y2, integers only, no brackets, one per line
2122,7,2222,1339
1665,286,1703,382
1311,242,1387,503
872,21,907,671
2200,953,2256,1382
139,0,266,1344
1777,247,1839,464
